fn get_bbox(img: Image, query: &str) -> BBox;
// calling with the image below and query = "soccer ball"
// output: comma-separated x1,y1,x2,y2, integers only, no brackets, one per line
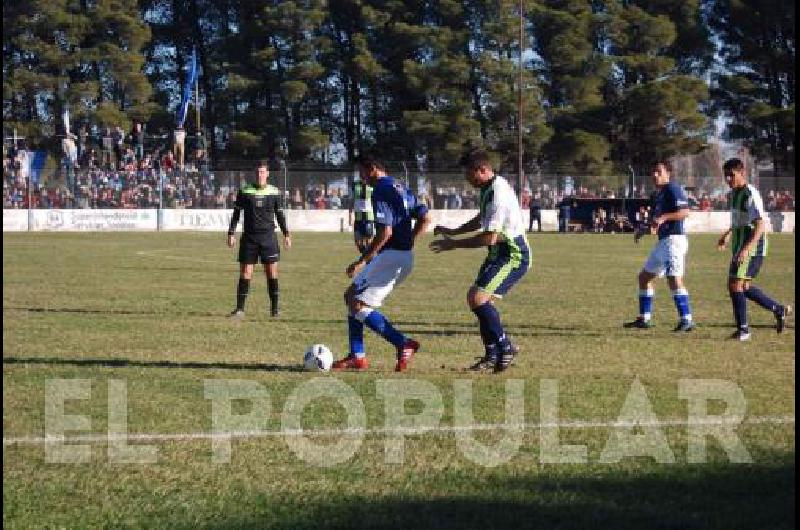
304,344,333,371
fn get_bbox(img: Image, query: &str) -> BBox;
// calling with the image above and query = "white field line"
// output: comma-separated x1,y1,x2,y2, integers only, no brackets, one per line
4,415,794,446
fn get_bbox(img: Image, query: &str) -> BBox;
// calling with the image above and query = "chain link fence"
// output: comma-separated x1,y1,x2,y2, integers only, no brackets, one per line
2,143,795,212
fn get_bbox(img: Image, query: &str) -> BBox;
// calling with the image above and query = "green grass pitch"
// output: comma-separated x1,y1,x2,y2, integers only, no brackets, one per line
3,231,795,529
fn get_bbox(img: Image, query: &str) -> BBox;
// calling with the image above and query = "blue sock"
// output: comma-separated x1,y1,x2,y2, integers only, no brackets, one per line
745,286,781,314
473,303,510,351
348,315,365,359
730,291,748,331
672,288,693,322
360,309,406,348
639,289,654,321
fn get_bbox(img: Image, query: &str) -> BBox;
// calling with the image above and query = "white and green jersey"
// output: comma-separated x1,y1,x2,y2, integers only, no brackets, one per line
479,175,530,263
729,184,768,257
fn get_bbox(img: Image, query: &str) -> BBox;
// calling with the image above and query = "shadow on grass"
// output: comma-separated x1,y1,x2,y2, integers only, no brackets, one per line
3,306,220,318
199,460,794,530
5,306,790,334
2,356,305,373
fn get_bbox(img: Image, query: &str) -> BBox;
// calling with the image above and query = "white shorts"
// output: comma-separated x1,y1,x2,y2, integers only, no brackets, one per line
352,249,414,307
643,235,688,278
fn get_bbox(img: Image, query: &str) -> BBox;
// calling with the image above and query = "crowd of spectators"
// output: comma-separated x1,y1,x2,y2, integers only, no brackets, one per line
2,138,796,212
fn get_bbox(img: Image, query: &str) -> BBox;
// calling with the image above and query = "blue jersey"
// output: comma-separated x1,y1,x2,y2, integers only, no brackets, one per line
654,181,689,239
372,176,427,252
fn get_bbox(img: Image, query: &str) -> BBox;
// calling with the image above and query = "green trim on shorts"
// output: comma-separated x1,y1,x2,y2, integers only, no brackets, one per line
484,260,516,294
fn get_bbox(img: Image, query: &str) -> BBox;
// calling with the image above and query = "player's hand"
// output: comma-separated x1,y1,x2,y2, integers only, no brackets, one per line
346,259,365,278
734,248,749,264
717,235,729,251
227,234,236,248
284,235,292,249
429,238,456,253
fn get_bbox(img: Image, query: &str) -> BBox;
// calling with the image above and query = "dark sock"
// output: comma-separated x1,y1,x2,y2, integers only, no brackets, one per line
236,278,250,311
472,303,509,350
745,285,781,313
730,291,748,331
478,317,498,359
268,278,279,311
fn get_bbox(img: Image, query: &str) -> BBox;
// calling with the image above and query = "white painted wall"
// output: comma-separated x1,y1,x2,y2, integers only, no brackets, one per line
3,209,795,233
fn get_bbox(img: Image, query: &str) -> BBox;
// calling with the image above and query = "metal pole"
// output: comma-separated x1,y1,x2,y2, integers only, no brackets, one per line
195,74,200,133
518,0,524,204
281,160,288,208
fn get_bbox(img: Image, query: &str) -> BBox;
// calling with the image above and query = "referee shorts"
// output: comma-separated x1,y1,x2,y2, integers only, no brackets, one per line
239,232,280,264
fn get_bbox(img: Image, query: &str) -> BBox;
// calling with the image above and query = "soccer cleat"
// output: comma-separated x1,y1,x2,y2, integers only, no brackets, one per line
623,318,653,329
395,339,420,372
729,329,751,342
775,305,792,334
494,346,517,373
469,354,496,371
672,320,695,332
228,309,245,319
331,356,369,371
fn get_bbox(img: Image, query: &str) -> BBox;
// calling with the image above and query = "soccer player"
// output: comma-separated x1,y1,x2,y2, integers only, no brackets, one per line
718,158,791,341
333,154,431,372
348,172,375,255
227,160,291,318
624,160,694,331
429,149,529,373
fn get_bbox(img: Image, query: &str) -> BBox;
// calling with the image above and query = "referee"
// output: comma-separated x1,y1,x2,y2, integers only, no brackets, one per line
228,160,291,317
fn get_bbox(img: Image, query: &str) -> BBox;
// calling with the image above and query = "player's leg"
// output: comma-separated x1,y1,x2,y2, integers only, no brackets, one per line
667,275,694,331
264,262,280,317
624,269,657,328
231,261,255,317
471,249,529,372
336,250,418,371
260,234,281,316
738,257,792,333
666,236,693,331
728,273,750,341
625,239,664,328
332,284,370,370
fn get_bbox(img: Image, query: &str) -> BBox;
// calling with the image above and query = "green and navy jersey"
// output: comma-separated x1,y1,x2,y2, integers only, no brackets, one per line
653,181,689,239
352,180,374,223
729,184,767,257
228,183,288,236
479,176,529,263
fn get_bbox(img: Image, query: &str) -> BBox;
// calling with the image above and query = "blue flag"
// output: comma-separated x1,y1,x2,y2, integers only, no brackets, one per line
176,47,198,127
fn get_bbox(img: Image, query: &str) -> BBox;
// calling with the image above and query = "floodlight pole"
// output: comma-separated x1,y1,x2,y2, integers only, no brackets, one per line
518,0,524,204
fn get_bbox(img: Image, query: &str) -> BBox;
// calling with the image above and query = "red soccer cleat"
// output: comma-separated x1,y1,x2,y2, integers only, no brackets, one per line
395,339,420,372
331,356,369,371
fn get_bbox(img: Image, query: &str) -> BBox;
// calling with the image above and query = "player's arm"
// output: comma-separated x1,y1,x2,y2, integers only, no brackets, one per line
411,204,431,245
347,223,391,277
430,230,498,252
717,227,732,250
434,212,481,237
274,196,292,248
653,207,690,225
227,191,243,247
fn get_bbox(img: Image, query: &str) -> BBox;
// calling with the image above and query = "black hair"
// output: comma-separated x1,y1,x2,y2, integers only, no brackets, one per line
723,158,745,174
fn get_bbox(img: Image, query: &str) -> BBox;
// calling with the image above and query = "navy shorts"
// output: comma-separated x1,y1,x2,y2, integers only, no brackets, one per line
475,246,530,297
729,255,763,280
